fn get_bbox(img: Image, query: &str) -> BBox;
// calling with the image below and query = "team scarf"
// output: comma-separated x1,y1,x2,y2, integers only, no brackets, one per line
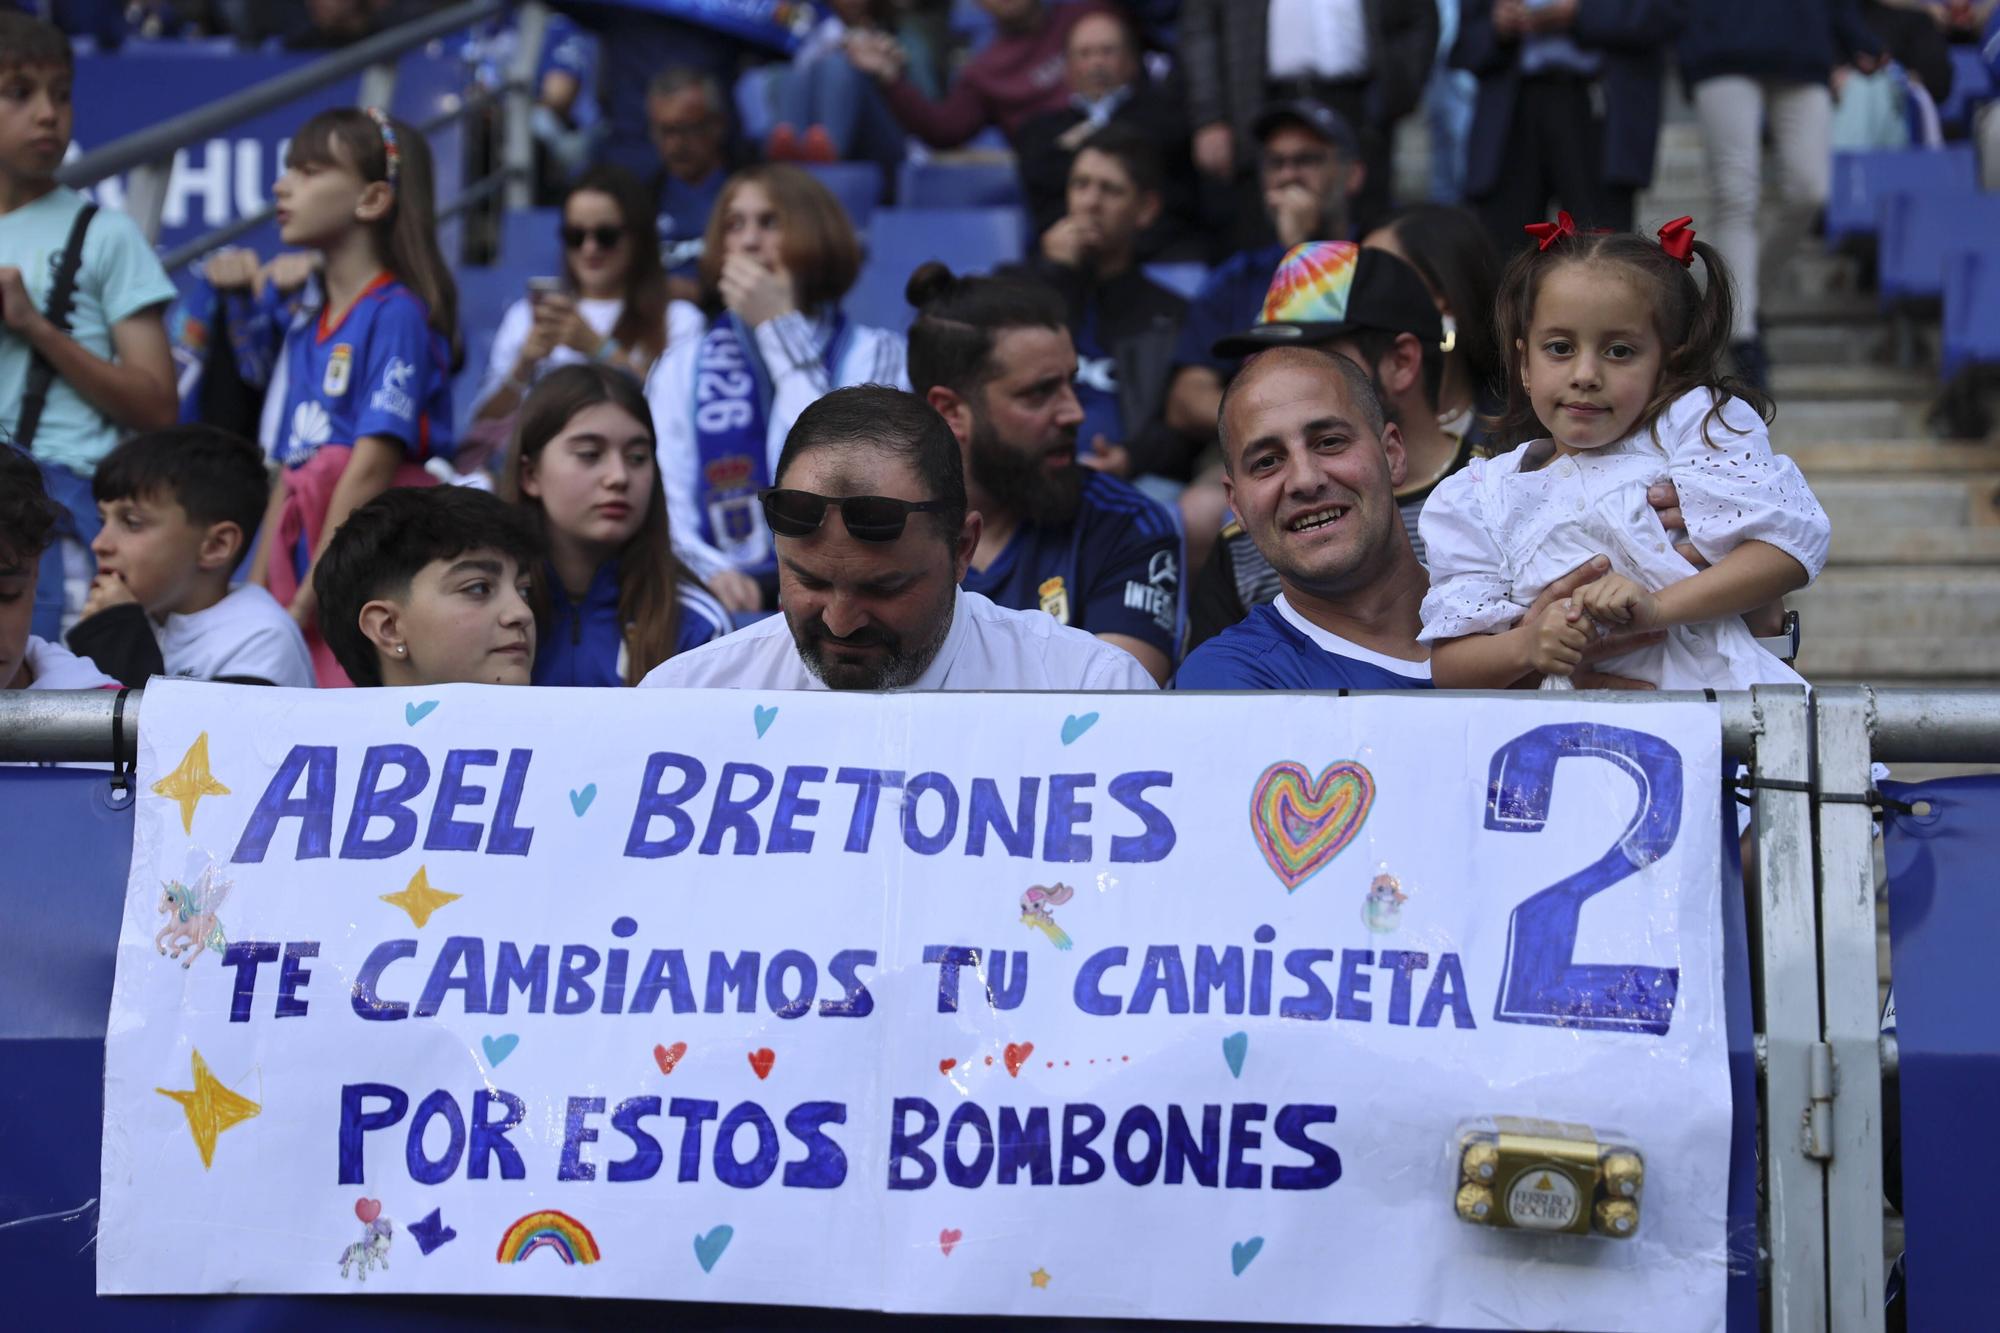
690,310,852,576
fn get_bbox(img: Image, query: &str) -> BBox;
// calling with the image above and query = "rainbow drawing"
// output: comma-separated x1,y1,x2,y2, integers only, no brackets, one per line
1258,241,1359,326
495,1210,601,1265
1249,759,1375,892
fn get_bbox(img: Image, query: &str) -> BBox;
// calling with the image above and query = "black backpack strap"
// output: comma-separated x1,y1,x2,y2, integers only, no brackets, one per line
14,201,98,452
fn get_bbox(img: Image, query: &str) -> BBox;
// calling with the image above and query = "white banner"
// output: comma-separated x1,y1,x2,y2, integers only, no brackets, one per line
100,681,1731,1329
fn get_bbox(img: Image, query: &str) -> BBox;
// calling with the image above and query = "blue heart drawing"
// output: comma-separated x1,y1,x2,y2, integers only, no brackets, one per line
569,784,597,816
1231,1236,1264,1276
1222,1031,1248,1079
409,1207,457,1256
1061,712,1100,745
693,1224,734,1273
753,705,779,739
482,1034,519,1067
405,700,439,726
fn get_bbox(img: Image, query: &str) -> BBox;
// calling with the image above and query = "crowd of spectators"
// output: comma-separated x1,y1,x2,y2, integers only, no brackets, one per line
3,0,1998,705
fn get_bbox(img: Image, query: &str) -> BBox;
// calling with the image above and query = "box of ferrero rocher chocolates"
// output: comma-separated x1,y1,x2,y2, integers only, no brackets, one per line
1453,1116,1644,1240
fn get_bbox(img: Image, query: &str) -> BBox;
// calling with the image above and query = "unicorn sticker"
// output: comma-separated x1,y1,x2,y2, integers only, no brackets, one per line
155,861,230,967
1019,882,1075,950
1361,873,1408,934
339,1216,394,1280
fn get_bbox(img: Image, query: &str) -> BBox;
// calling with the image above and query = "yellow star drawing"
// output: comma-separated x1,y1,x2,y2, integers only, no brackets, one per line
156,1048,260,1169
151,732,230,834
380,865,461,928
1029,1267,1051,1290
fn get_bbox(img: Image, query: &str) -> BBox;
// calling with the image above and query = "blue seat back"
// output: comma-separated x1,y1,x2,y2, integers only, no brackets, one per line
501,207,563,282
846,207,1026,331
802,161,887,231
1826,147,1978,244
1876,190,2000,304
896,159,1024,209
1143,263,1211,301
1944,249,2000,375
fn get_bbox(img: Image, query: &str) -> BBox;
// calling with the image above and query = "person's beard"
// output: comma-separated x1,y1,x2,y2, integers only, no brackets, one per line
790,579,957,691
967,410,1082,528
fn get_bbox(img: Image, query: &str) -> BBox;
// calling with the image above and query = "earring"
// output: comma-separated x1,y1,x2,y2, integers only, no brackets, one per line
395,645,406,656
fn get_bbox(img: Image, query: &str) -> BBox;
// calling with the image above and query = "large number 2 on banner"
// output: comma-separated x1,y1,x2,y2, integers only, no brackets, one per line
1485,723,1682,1036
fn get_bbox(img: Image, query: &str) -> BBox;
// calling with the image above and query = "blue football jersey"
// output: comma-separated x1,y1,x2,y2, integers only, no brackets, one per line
275,273,454,469
961,470,1183,658
1175,600,1434,691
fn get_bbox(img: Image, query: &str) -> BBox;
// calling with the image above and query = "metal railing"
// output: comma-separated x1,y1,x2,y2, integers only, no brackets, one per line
58,0,545,262
5,683,1992,1333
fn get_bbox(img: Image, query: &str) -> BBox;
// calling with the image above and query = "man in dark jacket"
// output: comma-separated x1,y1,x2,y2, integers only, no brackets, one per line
1679,1,1882,386
1452,0,1688,250
1180,0,1439,239
1014,8,1195,257
1011,124,1189,489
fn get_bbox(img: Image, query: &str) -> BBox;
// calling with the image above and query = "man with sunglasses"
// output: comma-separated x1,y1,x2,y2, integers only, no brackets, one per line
641,386,1157,692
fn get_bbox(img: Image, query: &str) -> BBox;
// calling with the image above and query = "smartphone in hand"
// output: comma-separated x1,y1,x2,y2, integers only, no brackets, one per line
527,276,564,306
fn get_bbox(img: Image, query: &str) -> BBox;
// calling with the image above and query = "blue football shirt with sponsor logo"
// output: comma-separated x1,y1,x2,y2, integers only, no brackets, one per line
275,273,455,469
960,469,1183,659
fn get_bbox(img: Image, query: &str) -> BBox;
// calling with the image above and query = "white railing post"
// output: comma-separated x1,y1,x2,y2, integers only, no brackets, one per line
1751,684,1827,1332
1814,685,1888,1332
502,1,549,212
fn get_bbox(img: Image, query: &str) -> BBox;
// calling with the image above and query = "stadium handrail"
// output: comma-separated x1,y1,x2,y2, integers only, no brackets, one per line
55,0,544,264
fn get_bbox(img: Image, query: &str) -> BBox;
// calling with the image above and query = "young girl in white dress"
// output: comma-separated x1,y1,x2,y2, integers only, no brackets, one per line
1418,215,1830,690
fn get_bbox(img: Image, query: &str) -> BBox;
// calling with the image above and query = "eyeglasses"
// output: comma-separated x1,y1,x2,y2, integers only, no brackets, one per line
758,489,955,542
562,224,626,250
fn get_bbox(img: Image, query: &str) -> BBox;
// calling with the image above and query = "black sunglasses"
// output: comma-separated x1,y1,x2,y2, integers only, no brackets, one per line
758,488,955,542
562,224,626,250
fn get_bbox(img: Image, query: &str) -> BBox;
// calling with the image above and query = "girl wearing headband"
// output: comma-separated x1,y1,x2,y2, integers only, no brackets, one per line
210,106,458,684
1418,216,1831,693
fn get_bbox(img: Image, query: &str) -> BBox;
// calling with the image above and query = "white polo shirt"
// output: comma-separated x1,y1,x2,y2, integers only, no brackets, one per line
640,588,1158,692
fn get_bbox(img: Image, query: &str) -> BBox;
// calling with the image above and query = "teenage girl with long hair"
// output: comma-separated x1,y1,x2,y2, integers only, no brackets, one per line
502,363,727,685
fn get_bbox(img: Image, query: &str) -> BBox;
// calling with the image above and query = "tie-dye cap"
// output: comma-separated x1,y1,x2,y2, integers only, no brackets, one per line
1210,240,1444,359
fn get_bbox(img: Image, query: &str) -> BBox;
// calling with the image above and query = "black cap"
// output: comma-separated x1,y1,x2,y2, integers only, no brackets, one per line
1252,99,1361,159
1210,241,1445,359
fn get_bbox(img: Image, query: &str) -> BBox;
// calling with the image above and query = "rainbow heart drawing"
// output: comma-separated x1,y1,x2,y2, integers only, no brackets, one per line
1249,760,1376,891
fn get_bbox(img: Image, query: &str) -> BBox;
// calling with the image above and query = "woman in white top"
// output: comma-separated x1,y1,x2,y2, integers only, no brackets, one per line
645,164,908,612
472,165,702,424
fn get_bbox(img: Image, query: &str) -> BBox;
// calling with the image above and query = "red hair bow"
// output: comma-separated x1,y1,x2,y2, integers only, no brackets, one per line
1657,215,1698,266
1523,211,1576,252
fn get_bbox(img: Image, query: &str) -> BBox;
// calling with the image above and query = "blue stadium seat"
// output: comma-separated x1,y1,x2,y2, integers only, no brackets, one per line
1143,263,1211,301
1943,248,2000,376
1875,190,2000,305
846,207,1026,331
452,264,526,425
1825,146,1978,245
802,161,886,230
501,207,563,281
897,158,1024,209
1938,45,1996,135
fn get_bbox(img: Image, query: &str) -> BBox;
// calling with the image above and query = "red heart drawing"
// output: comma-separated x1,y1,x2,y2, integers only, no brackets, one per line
1004,1042,1034,1077
938,1058,957,1076
354,1197,381,1224
654,1041,687,1076
748,1047,776,1079
939,1228,963,1257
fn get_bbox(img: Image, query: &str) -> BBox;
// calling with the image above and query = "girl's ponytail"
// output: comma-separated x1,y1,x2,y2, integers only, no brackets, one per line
376,113,461,372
